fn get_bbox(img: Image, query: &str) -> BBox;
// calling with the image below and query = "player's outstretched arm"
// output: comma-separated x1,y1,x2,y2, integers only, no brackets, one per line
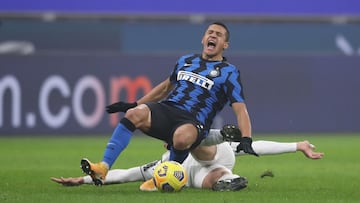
202,125,324,160
51,160,161,186
51,177,84,186
106,101,137,113
231,140,324,159
296,141,324,159
105,78,174,114
51,168,145,186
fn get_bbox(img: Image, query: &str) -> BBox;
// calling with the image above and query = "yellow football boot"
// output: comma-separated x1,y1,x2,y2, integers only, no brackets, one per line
139,179,158,192
80,158,108,186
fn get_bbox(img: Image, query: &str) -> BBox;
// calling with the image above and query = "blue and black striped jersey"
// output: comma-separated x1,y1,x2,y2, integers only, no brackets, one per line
166,54,245,130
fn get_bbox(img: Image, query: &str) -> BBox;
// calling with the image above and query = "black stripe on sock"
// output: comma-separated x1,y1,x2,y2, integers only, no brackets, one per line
120,117,136,132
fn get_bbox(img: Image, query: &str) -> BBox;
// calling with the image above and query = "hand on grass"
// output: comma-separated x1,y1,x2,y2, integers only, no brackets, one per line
51,177,84,186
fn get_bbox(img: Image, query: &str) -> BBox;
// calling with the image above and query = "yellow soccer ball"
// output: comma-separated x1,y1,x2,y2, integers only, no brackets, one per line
153,161,188,192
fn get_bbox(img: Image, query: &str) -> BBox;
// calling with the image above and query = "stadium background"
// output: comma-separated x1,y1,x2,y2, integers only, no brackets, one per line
1,0,360,135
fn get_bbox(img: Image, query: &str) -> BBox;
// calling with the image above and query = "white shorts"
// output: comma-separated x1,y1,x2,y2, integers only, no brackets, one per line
139,142,235,188
183,142,235,188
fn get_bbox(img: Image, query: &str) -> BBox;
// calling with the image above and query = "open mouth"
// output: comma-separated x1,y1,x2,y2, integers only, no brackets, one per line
207,40,216,49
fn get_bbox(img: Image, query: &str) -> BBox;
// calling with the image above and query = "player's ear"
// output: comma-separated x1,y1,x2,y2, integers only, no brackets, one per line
223,42,229,50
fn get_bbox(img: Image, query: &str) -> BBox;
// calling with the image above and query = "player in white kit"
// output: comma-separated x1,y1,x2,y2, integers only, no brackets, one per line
52,126,323,191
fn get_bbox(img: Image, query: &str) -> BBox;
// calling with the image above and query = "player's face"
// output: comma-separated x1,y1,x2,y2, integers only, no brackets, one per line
201,24,229,61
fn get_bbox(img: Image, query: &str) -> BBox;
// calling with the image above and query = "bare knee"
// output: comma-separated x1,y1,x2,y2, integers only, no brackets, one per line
173,134,193,150
172,124,198,150
124,104,150,129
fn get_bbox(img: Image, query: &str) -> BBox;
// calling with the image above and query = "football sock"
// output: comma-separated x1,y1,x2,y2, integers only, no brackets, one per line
102,118,135,168
218,173,240,181
169,147,189,163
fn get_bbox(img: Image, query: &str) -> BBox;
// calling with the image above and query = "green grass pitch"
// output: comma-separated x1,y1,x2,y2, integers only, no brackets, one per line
1,134,359,203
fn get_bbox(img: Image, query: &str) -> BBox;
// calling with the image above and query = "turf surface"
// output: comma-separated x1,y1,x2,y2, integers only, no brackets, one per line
1,134,359,203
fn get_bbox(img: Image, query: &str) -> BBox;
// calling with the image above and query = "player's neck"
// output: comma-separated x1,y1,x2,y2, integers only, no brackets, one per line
201,53,223,62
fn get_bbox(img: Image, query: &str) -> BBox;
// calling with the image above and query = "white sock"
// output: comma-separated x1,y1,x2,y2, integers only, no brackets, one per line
218,173,240,181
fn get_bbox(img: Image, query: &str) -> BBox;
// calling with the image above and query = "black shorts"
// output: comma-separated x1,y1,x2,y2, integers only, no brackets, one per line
145,101,206,149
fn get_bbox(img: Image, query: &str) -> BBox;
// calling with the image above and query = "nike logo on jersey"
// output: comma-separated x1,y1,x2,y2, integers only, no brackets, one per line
183,63,192,67
177,71,214,90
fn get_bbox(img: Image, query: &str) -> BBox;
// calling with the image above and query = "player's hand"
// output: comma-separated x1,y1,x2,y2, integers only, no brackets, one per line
51,177,84,186
106,101,137,113
237,137,259,157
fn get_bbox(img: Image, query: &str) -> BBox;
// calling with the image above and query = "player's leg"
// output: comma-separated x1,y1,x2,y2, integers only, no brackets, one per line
145,102,205,164
191,145,217,163
170,123,198,163
194,142,236,171
204,167,248,191
200,124,242,146
190,142,247,191
81,104,151,185
189,163,247,191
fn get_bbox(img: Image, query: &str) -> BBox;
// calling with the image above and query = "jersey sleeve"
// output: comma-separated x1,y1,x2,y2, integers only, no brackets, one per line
225,67,246,104
169,62,179,84
140,160,161,180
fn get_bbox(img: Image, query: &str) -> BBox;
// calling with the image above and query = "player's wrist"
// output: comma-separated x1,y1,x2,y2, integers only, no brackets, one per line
83,176,93,184
240,137,252,143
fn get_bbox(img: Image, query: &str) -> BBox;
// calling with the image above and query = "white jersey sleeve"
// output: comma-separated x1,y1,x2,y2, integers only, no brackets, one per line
139,160,162,181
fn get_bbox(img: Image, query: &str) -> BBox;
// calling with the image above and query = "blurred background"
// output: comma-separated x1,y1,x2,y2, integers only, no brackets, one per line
1,0,360,136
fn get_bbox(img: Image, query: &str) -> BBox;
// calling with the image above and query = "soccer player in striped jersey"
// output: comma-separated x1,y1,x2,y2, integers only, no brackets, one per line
81,22,257,186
